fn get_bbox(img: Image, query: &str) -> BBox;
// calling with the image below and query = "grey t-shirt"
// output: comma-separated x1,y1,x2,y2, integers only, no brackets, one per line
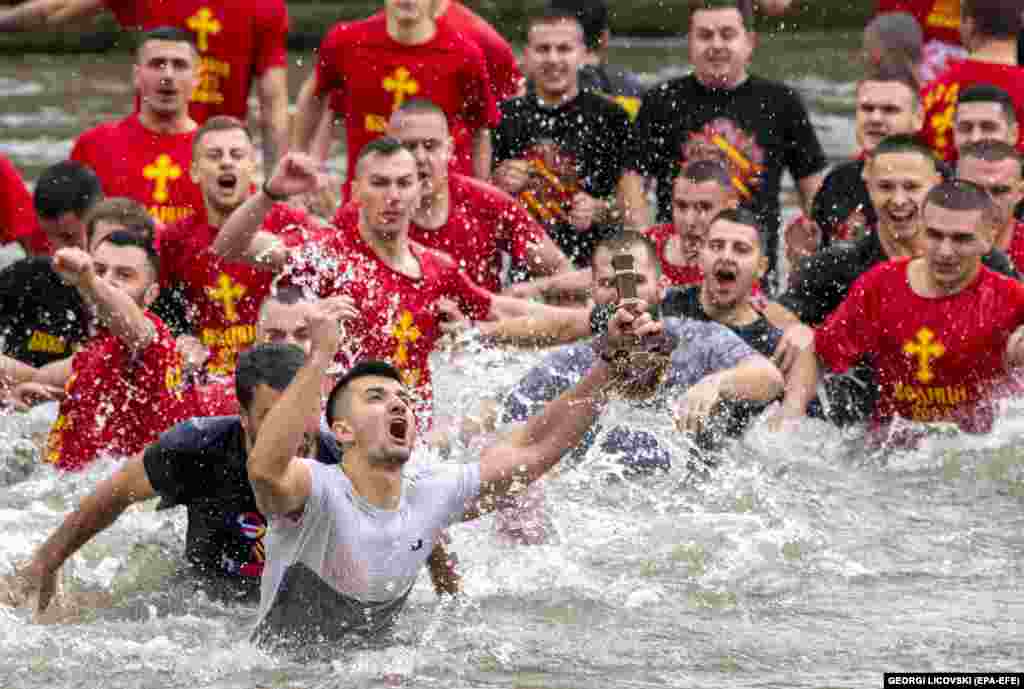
253,459,481,648
503,317,757,468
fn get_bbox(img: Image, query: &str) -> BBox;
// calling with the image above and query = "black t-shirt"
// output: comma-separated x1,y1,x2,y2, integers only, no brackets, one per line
778,231,1019,326
143,416,342,602
494,91,631,267
661,285,782,358
811,159,876,247
0,257,89,367
626,74,827,276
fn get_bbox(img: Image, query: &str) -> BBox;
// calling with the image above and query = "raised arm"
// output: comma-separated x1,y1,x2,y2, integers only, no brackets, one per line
292,73,329,155
505,267,591,303
0,453,154,617
673,354,785,433
211,152,327,268
53,248,154,351
618,170,650,232
0,0,103,31
256,67,290,172
247,298,352,515
477,303,591,348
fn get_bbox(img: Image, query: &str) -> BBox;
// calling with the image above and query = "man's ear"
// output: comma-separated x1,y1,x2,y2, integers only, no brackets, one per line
142,282,159,308
755,254,769,280
332,419,355,445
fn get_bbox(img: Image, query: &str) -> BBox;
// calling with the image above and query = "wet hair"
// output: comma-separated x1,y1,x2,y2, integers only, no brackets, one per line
547,0,608,50
687,0,752,32
593,230,662,277
354,136,412,177
708,207,768,255
258,285,310,321
958,139,1023,177
391,98,450,134
923,179,1002,231
193,115,251,158
326,360,404,427
527,4,585,40
94,229,162,278
136,26,197,59
675,159,734,191
234,342,307,413
866,134,938,169
864,12,923,74
34,161,103,220
859,62,921,106
957,84,1017,126
84,197,155,246
962,0,1021,39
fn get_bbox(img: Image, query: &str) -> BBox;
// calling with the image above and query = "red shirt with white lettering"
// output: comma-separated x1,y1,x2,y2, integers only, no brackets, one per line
921,59,1024,162
159,204,323,376
0,153,39,249
278,214,493,412
316,14,500,194
71,115,205,227
46,313,190,471
105,0,288,124
644,223,703,287
875,0,960,47
815,257,1024,433
332,174,547,292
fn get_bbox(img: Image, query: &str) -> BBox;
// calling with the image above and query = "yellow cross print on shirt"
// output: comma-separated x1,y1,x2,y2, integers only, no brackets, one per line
389,310,421,366
903,327,946,384
143,154,182,204
206,273,247,322
383,67,420,111
186,7,221,53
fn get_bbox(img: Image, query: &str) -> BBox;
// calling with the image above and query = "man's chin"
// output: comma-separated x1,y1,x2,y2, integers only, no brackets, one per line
368,448,411,467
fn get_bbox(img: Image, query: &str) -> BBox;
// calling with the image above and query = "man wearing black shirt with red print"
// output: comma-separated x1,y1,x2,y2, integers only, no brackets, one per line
493,5,631,268
618,0,827,290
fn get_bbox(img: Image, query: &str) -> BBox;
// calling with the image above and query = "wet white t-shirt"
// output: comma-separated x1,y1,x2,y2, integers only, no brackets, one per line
253,458,481,647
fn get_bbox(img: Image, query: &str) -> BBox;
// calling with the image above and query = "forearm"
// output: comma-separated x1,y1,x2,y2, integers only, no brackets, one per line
472,128,492,180
516,268,591,302
257,68,290,171
798,172,825,217
210,188,279,263
717,357,785,403
525,237,572,278
618,170,650,230
780,348,818,417
292,77,326,154
478,305,590,347
78,276,155,350
0,354,39,389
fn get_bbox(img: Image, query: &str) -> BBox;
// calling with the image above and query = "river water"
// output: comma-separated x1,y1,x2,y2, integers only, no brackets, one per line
1,33,1023,689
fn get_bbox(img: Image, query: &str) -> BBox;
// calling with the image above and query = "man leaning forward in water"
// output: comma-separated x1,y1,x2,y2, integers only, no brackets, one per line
249,285,669,649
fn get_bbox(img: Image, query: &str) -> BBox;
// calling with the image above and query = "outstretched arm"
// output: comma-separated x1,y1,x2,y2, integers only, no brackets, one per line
292,73,329,155
247,298,354,515
256,67,290,172
477,304,591,348
0,453,154,616
211,152,327,268
0,0,103,31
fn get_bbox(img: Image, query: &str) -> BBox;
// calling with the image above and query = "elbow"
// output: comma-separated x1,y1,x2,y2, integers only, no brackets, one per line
764,362,786,400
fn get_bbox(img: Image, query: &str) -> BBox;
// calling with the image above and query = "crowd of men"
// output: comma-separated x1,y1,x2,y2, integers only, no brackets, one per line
1,0,1024,653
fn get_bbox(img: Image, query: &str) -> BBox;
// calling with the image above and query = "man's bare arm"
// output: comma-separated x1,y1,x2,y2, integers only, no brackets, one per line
523,234,572,279
477,304,591,347
617,170,650,231
292,73,329,154
256,66,290,172
472,128,492,180
0,0,103,31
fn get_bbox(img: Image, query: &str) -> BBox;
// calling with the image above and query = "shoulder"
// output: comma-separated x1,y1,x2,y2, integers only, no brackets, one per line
747,75,802,102
320,17,373,50
156,416,242,454
451,173,516,207
434,21,486,61
74,118,126,146
578,91,631,120
498,95,532,117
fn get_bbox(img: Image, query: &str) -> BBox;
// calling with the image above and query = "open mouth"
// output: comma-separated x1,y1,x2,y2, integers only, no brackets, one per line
887,206,916,223
389,418,408,442
216,173,238,191
713,266,738,287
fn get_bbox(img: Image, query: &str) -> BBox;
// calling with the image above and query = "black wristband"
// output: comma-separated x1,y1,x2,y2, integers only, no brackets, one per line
262,179,288,203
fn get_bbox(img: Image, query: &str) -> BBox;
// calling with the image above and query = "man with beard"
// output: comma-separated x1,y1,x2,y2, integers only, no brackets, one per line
814,179,1024,439
71,27,205,226
331,99,571,293
957,141,1024,268
811,69,925,247
159,116,326,379
247,283,753,647
493,6,631,268
619,0,827,289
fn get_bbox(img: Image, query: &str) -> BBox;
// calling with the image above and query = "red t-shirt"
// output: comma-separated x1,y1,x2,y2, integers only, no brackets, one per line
439,2,521,102
71,115,205,227
278,215,493,412
1008,220,1024,272
921,59,1024,162
0,154,39,249
316,14,500,193
875,0,961,47
815,258,1024,433
105,0,288,124
46,314,190,471
158,205,322,375
332,174,547,292
644,223,703,287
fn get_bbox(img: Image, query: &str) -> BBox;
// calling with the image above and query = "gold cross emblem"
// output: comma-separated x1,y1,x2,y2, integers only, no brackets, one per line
903,327,945,384
206,273,246,322
389,310,421,366
186,7,221,53
143,154,183,204
383,67,419,111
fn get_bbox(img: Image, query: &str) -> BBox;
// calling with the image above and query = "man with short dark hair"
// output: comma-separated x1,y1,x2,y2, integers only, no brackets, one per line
619,0,828,288
814,179,1024,438
957,140,1024,266
0,162,102,368
920,0,1024,162
952,83,1020,155
71,27,205,226
493,6,632,268
0,343,341,620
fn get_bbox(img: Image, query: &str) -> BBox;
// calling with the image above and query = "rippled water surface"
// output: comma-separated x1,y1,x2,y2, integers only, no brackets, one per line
1,33,1022,689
